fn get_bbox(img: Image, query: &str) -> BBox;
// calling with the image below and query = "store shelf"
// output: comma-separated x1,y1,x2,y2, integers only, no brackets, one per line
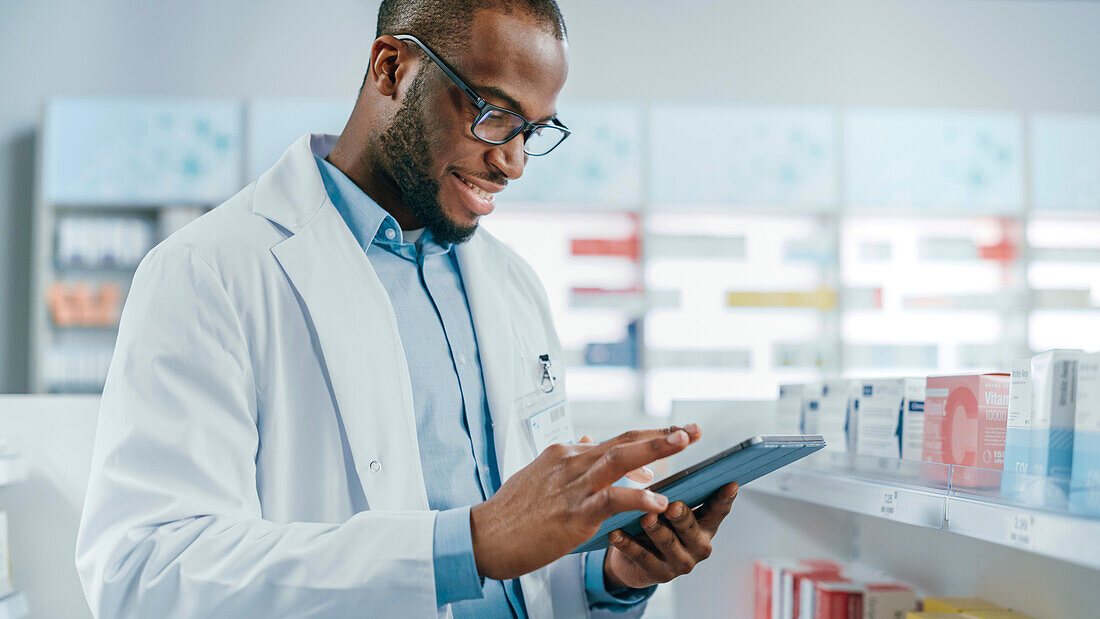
745,452,1100,570
749,453,949,530
0,456,26,487
0,593,29,619
946,496,1100,570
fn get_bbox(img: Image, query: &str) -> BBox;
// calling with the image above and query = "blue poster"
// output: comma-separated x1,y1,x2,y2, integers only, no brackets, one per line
650,105,836,209
1032,114,1100,211
44,98,243,205
844,108,1023,212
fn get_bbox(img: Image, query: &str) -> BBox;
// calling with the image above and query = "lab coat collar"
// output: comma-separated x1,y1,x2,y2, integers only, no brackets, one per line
253,133,338,234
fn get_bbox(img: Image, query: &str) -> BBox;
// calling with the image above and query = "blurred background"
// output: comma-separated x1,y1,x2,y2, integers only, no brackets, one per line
1,0,1099,617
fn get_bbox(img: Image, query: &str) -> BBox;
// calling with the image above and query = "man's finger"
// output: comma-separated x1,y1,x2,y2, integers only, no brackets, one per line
639,513,694,572
580,430,694,489
577,435,656,483
695,482,739,533
624,466,654,483
582,485,668,521
608,530,666,578
664,501,712,559
579,425,701,461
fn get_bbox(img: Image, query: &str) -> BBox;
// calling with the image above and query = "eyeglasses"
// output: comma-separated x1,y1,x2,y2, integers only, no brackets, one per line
392,34,571,157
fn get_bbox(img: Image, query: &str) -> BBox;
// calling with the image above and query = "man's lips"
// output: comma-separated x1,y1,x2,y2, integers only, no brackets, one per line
452,173,497,216
453,172,505,197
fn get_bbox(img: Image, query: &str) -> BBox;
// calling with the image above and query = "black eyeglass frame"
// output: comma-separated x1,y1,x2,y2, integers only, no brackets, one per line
391,34,571,156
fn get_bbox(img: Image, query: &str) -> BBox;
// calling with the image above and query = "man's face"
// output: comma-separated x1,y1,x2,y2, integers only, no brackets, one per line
378,10,568,245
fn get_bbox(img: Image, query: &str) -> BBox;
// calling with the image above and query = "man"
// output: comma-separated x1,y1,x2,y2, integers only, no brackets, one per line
76,1,738,616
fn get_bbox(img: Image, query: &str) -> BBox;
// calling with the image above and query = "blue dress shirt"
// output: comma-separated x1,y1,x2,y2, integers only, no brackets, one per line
315,155,653,616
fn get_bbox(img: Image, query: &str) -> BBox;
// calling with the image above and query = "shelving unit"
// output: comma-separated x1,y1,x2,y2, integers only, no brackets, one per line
29,99,1100,413
493,106,1100,419
747,451,1100,571
29,97,354,394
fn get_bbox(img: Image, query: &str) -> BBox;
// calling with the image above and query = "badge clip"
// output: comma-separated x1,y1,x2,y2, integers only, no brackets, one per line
539,354,556,393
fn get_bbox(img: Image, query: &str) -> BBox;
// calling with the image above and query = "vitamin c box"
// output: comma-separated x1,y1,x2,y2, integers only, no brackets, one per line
923,374,1010,486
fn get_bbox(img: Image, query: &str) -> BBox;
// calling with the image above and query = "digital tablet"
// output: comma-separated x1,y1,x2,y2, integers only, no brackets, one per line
571,434,825,554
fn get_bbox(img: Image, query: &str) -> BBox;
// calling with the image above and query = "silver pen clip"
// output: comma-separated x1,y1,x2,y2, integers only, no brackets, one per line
539,354,556,393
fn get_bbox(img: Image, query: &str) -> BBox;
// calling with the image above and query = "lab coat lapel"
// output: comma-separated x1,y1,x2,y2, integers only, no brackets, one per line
456,236,527,481
262,136,428,512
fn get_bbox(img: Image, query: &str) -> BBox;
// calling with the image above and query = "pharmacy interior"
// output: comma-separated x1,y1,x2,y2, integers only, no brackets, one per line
2,1,1100,618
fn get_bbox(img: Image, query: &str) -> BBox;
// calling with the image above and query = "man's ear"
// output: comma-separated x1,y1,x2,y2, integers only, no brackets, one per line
367,35,415,98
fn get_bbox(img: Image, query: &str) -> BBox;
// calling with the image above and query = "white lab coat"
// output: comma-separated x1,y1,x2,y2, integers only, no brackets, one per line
75,134,628,618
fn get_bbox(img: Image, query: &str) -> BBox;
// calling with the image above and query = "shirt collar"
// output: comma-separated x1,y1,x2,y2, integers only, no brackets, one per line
313,154,452,258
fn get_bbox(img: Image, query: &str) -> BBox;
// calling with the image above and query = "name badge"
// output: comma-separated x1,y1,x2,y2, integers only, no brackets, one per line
519,389,573,454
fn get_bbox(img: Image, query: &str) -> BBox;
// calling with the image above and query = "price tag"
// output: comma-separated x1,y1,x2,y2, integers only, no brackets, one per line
1006,512,1037,549
879,490,899,518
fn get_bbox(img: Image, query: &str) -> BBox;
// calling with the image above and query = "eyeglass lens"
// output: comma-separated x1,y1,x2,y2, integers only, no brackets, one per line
472,109,566,156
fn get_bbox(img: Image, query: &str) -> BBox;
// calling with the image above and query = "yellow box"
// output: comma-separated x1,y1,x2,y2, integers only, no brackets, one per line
961,611,1033,619
923,598,1002,612
907,613,966,618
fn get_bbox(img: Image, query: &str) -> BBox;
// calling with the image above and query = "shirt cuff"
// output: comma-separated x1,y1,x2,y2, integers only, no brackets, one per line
584,548,657,611
433,506,484,607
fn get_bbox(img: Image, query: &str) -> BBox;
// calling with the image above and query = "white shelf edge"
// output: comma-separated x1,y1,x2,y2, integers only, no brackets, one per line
946,496,1100,571
745,464,1100,571
0,592,29,619
748,465,947,530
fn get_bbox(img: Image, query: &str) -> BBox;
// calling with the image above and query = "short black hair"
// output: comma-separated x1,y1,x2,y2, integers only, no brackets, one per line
376,0,567,61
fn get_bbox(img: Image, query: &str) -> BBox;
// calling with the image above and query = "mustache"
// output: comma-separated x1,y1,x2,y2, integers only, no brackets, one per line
455,169,508,187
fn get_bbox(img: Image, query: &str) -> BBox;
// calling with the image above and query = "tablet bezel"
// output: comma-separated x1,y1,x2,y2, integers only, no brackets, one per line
647,433,825,493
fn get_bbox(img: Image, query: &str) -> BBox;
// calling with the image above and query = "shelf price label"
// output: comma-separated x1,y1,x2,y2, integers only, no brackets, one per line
879,490,899,518
1007,512,1037,549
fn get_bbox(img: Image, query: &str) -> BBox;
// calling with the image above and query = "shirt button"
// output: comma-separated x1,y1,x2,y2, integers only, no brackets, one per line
458,353,468,366
384,228,396,240
369,460,382,473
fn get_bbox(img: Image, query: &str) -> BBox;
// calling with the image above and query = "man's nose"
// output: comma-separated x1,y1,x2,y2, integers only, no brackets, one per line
487,134,528,181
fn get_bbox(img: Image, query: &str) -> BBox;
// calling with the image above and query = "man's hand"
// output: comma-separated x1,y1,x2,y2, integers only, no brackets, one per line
602,481,739,590
469,425,701,581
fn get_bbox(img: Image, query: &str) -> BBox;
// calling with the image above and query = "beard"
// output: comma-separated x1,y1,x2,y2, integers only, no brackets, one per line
378,72,478,246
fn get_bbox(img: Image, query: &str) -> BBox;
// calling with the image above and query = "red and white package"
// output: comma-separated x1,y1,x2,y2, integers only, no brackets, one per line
813,581,864,619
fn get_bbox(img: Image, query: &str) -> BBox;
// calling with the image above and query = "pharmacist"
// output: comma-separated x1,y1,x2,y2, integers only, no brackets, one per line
75,0,738,617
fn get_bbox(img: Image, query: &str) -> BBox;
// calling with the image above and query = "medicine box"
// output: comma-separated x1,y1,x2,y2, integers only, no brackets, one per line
819,381,852,453
1028,350,1081,481
922,598,1001,612
862,582,916,619
855,378,925,460
960,611,1033,618
1002,360,1032,496
812,581,864,619
784,564,845,619
1071,353,1100,515
847,381,863,453
754,559,800,619
778,385,806,434
802,383,824,435
923,374,1010,486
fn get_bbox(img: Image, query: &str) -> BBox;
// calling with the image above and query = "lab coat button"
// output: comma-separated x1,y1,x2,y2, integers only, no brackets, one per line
369,460,382,473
